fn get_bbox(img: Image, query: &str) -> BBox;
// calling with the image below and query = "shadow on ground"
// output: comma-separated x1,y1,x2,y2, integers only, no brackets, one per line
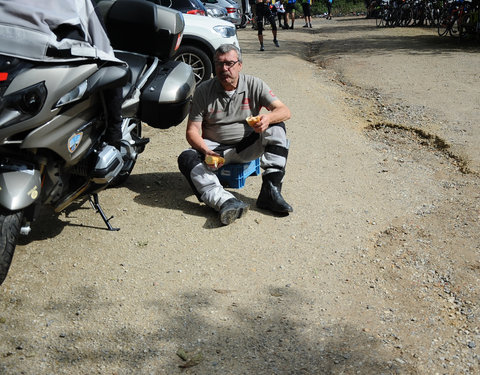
124,171,275,229
0,284,415,374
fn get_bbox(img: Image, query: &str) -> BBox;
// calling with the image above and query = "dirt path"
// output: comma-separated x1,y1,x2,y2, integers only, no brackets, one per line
1,17,479,374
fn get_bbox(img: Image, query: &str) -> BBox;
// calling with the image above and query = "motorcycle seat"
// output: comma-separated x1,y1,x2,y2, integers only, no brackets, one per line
114,51,149,99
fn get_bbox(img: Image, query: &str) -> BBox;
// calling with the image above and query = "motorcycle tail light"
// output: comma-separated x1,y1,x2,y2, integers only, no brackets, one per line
226,7,236,13
0,73,7,81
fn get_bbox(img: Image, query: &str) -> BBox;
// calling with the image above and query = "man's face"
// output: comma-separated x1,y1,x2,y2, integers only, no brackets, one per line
214,50,242,90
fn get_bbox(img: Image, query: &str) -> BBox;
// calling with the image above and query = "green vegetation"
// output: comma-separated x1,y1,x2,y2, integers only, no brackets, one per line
293,0,367,17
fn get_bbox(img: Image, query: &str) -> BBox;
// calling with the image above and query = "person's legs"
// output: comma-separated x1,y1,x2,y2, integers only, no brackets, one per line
103,87,123,149
257,24,265,50
257,122,293,213
268,14,279,46
178,146,235,211
251,0,257,28
306,4,312,27
302,3,309,26
178,141,251,225
285,5,293,27
256,3,265,50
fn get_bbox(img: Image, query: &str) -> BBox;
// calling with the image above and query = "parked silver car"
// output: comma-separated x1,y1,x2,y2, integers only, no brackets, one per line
203,0,241,26
204,2,229,20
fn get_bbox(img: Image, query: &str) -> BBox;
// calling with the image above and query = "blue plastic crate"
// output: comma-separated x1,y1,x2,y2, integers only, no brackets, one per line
215,158,261,188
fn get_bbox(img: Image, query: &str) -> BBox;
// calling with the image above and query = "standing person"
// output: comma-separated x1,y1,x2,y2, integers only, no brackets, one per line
256,0,279,51
326,0,333,19
302,0,313,27
177,44,293,226
274,0,287,28
249,0,257,28
285,0,296,28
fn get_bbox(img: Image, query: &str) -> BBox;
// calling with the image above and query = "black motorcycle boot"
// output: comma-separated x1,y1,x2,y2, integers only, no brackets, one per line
219,198,250,225
103,87,123,150
256,172,293,213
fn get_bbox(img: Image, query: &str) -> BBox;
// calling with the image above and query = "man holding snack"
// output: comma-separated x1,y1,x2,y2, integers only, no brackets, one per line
178,44,293,225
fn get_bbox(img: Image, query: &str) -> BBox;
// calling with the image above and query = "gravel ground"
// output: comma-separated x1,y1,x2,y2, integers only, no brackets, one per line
1,17,479,374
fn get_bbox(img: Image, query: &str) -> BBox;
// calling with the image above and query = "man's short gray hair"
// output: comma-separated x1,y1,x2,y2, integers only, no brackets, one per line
214,44,242,63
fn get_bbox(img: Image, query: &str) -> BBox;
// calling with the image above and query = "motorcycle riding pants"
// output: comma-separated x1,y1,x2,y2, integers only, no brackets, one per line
178,122,289,211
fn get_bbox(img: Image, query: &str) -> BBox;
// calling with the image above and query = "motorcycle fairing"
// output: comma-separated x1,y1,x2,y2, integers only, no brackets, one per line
0,0,122,65
0,63,98,140
0,160,41,210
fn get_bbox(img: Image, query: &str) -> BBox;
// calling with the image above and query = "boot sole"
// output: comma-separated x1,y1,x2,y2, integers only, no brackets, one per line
220,205,249,225
256,202,293,213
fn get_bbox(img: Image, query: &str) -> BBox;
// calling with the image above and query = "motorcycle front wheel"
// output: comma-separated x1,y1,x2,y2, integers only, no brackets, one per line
0,208,23,285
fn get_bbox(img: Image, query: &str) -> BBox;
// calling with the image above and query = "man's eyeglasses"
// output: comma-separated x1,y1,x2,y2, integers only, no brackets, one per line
214,60,240,68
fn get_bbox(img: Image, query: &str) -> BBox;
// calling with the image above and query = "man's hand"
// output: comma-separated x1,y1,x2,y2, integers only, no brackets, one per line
251,114,271,133
247,99,291,133
205,152,224,169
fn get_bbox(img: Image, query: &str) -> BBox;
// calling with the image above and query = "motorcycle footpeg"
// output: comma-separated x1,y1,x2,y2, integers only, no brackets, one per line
133,137,150,147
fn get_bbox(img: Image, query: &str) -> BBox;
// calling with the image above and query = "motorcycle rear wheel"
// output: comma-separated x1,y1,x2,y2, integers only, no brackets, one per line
0,209,23,285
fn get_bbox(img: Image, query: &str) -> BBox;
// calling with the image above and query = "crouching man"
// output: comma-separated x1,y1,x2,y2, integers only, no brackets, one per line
178,44,293,225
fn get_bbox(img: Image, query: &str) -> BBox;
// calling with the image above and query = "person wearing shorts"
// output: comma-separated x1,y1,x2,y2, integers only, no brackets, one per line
285,0,296,28
256,0,279,51
274,0,287,28
302,0,312,28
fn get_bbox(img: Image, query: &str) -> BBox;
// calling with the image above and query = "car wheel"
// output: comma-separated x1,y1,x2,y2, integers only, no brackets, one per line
174,45,212,85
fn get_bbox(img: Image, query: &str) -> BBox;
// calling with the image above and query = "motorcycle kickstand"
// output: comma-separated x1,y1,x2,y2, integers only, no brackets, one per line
89,193,120,231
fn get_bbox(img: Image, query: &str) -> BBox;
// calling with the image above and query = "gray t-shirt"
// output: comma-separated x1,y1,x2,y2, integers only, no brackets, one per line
189,74,278,144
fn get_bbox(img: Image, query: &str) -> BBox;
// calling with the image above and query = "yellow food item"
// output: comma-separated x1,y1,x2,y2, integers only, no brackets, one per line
246,115,260,126
205,155,225,168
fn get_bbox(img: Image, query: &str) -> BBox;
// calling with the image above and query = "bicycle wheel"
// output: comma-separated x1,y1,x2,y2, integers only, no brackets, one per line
450,16,459,36
437,10,450,36
391,8,400,26
402,7,413,26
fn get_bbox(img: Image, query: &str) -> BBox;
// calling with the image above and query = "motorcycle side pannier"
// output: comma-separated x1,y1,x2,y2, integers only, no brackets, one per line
138,60,194,129
103,0,184,60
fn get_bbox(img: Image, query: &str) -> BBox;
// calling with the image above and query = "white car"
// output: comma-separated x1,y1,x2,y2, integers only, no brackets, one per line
174,13,240,84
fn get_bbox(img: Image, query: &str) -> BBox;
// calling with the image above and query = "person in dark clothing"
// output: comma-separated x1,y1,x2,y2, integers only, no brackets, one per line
326,0,333,19
302,0,312,27
256,0,279,51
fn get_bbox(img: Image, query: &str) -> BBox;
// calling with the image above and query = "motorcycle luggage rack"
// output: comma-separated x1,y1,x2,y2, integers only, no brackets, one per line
89,193,120,231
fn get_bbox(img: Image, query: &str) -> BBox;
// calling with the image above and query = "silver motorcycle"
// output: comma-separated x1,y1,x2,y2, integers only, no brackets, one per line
0,0,195,284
